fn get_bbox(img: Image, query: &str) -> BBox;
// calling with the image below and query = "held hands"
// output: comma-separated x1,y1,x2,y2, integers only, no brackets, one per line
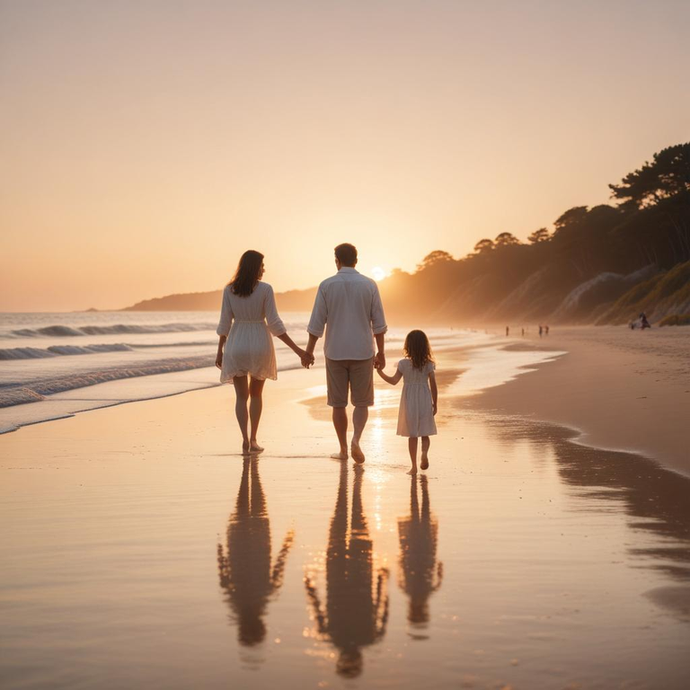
374,351,386,370
299,349,315,369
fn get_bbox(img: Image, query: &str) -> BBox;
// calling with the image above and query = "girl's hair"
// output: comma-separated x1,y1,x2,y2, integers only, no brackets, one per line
229,250,264,297
404,330,434,370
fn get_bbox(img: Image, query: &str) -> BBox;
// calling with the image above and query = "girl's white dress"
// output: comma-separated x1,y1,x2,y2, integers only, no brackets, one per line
396,359,437,438
216,282,286,382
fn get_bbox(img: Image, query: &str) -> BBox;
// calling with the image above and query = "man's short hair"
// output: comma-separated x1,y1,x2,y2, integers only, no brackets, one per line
335,243,358,267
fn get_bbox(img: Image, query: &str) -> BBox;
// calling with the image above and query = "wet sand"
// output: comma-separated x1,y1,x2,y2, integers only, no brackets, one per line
469,326,690,477
1,345,690,689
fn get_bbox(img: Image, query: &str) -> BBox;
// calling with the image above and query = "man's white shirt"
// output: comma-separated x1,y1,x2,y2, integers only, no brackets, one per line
307,267,387,361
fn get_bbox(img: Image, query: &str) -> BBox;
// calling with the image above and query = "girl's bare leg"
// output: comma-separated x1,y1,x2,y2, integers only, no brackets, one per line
408,437,418,474
249,377,266,452
232,376,250,453
421,436,430,470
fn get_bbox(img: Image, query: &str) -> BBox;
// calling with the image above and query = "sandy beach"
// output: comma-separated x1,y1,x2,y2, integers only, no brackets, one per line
468,326,690,477
2,332,690,690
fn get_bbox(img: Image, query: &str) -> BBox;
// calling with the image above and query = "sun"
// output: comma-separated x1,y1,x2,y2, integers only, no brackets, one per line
371,266,387,281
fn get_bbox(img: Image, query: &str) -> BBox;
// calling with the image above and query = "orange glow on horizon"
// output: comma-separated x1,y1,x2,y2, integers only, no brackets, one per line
1,2,688,311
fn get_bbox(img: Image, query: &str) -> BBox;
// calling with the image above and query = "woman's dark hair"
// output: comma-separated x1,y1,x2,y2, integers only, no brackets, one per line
404,330,434,370
229,250,264,297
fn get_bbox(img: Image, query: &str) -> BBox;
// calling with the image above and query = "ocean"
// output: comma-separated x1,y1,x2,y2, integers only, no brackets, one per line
0,311,486,434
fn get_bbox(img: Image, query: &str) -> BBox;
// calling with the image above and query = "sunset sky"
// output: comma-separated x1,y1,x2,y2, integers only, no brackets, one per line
1,0,689,311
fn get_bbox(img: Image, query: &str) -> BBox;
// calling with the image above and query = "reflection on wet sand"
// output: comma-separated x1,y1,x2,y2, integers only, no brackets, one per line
217,457,294,648
305,462,389,678
398,475,443,636
486,416,690,613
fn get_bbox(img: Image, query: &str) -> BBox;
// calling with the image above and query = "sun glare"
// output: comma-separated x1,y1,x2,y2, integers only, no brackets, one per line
371,266,387,281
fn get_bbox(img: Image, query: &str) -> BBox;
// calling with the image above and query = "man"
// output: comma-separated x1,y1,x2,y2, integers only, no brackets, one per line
306,243,387,463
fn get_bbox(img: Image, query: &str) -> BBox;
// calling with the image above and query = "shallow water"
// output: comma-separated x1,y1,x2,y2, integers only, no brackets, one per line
1,351,689,689
0,310,482,432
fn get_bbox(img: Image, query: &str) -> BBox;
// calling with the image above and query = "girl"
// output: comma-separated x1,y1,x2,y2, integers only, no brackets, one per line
216,250,313,454
376,330,438,473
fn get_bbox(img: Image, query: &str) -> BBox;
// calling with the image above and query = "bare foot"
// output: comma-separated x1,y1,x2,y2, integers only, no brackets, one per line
407,467,418,475
249,441,264,453
242,441,250,456
420,454,429,470
330,451,348,460
351,441,365,464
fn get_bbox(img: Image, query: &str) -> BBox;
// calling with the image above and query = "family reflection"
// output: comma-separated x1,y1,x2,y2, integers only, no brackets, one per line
398,475,443,634
217,457,294,647
305,462,389,678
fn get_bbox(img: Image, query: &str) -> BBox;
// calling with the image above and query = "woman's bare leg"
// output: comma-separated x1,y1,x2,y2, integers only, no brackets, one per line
232,376,250,453
249,377,266,451
421,436,430,470
408,437,418,474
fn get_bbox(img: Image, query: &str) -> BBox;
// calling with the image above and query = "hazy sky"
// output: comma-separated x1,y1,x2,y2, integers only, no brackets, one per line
1,0,689,311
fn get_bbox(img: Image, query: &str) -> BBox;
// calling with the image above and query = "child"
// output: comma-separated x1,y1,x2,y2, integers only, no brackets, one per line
377,330,438,473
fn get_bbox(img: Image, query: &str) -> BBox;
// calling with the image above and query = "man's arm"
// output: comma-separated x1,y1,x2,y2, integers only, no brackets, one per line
305,333,319,359
371,284,387,369
307,286,327,335
374,332,385,370
305,286,327,366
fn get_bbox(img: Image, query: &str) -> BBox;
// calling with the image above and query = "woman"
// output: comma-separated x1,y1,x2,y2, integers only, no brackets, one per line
216,250,312,453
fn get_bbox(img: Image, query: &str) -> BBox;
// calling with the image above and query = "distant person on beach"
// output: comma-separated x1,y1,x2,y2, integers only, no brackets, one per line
539,325,543,337
545,325,550,335
216,250,313,454
640,313,651,329
306,243,387,464
506,326,509,336
376,330,438,474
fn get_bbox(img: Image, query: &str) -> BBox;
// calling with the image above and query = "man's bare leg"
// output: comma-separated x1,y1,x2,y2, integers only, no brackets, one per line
351,405,368,464
331,407,349,459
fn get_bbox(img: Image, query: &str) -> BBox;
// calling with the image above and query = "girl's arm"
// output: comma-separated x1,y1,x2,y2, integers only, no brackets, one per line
376,367,402,385
429,370,438,415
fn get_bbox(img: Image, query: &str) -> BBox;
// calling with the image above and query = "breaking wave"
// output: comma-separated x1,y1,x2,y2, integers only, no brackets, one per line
0,355,215,408
0,343,134,360
0,341,219,360
6,322,216,338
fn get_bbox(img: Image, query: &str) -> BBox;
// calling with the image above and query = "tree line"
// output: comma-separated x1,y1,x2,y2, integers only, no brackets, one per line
378,142,690,324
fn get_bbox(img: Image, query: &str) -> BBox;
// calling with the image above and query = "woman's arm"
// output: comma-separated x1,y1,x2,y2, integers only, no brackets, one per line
264,285,286,337
215,288,233,369
215,335,226,369
376,367,402,385
429,370,438,415
277,332,314,367
265,284,313,367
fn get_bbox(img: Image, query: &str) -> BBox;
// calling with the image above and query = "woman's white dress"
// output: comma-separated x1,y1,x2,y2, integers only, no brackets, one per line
216,282,286,382
396,359,437,438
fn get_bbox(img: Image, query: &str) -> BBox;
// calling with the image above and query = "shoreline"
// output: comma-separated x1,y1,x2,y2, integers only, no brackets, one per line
2,342,690,688
3,353,690,689
2,325,687,480
465,325,690,478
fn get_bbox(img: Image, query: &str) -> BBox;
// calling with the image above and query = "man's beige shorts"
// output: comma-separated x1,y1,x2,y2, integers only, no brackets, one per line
325,357,374,408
